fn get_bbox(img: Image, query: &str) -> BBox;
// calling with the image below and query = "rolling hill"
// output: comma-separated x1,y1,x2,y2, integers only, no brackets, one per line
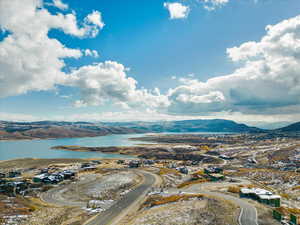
102,119,262,133
276,121,300,132
0,119,263,140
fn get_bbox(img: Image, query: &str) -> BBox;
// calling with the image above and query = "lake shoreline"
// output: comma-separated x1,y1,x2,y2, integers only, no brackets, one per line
0,132,139,142
0,133,150,161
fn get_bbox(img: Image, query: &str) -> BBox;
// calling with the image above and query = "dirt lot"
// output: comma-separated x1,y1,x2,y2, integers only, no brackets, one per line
59,171,141,204
23,206,90,225
126,195,239,225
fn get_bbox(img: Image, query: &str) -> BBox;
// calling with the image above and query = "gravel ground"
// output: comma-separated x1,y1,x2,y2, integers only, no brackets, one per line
85,171,139,200
30,171,141,225
130,197,238,225
23,207,89,225
58,171,140,205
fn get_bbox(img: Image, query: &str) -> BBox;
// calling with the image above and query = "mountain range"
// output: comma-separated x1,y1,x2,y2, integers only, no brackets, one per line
0,119,299,140
276,121,300,132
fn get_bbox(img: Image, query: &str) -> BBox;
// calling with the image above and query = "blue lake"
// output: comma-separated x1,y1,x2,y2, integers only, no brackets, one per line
0,134,151,161
0,132,233,161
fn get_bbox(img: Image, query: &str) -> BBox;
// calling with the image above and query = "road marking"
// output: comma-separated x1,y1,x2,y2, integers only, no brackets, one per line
238,208,243,225
254,207,259,225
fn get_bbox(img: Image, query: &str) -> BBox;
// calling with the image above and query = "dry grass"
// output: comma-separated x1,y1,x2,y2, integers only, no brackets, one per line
0,158,89,170
228,186,241,193
269,144,300,162
238,184,257,188
227,168,274,176
292,186,300,191
201,145,211,151
279,193,291,199
159,168,180,175
192,170,205,176
177,178,208,188
131,194,239,225
0,195,43,224
144,194,204,207
16,196,51,212
287,208,300,215
277,206,300,216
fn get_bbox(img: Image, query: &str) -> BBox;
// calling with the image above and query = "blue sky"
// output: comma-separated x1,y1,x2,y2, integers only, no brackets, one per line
1,0,300,126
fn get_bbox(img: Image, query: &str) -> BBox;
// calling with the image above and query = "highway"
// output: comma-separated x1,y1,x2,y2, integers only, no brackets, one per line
85,171,156,225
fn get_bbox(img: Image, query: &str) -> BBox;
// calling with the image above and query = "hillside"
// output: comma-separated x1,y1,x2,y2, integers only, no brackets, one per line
0,121,141,140
0,119,262,140
276,122,300,132
102,119,262,133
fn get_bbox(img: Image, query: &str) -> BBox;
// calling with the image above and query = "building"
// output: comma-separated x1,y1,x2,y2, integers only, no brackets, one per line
0,181,29,196
8,171,21,178
33,170,75,183
240,188,281,207
290,214,300,225
207,173,225,181
204,167,223,174
143,160,155,165
33,174,48,183
129,160,141,168
219,154,234,160
178,167,189,174
117,160,125,164
258,194,281,207
61,170,75,179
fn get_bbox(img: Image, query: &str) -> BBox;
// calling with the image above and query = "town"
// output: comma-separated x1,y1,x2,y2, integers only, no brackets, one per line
1,132,300,225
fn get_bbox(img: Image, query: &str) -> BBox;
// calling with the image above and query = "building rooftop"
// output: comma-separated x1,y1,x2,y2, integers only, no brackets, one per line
240,188,281,199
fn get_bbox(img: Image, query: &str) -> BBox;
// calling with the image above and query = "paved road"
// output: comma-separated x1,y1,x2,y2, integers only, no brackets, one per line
205,191,258,225
181,180,258,225
165,178,256,225
180,189,258,225
85,171,156,225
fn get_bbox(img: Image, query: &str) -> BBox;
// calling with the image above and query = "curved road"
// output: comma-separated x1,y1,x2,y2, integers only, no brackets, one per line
41,170,157,225
203,191,258,225
41,171,256,225
85,171,156,225
41,175,99,207
181,180,258,225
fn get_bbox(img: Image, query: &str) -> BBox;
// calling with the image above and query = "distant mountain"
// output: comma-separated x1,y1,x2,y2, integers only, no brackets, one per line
102,119,262,133
246,121,293,130
276,122,300,132
0,121,142,140
0,119,262,140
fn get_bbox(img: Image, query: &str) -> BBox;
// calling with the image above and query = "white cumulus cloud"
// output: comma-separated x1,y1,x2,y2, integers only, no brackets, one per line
86,11,105,29
53,0,68,10
1,0,300,123
84,49,99,58
167,14,300,115
67,61,170,110
202,0,229,11
164,2,190,19
0,0,104,97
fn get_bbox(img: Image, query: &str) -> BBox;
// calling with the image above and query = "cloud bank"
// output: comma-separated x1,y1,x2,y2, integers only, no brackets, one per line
167,14,300,115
